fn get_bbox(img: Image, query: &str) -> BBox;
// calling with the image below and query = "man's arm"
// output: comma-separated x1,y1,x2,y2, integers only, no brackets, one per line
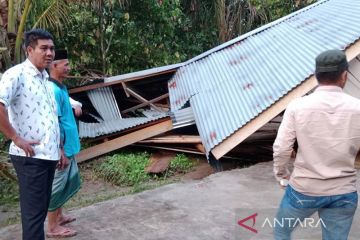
50,84,69,170
69,97,82,117
0,103,38,156
273,103,297,182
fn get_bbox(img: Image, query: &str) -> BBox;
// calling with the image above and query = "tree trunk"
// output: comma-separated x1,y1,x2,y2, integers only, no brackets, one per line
0,27,12,69
15,0,31,63
215,0,226,43
7,0,15,33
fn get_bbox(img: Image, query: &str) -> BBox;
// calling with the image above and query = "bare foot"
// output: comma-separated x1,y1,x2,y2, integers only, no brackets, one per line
58,215,76,226
47,226,77,238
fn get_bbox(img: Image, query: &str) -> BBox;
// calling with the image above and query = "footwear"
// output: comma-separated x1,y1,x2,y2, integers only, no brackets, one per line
59,215,76,226
46,227,77,238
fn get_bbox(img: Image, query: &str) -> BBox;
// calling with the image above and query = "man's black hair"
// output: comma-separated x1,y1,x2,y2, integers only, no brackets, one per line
25,29,54,48
316,69,346,83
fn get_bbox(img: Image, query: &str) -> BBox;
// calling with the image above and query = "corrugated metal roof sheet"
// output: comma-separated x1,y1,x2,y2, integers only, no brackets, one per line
170,107,196,129
87,87,122,120
168,0,360,154
104,63,184,83
82,86,168,138
79,114,168,138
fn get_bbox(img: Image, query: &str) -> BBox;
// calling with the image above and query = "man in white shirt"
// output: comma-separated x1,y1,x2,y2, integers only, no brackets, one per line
273,49,360,239
0,29,63,240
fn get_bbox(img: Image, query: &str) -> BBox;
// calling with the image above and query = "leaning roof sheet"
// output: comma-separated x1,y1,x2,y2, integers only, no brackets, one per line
79,113,168,138
168,0,360,154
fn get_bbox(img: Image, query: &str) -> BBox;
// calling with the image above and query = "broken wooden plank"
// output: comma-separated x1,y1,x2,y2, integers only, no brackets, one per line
126,87,162,111
134,144,205,156
76,119,173,163
139,135,202,144
195,143,206,153
121,82,130,97
121,93,169,114
145,151,176,173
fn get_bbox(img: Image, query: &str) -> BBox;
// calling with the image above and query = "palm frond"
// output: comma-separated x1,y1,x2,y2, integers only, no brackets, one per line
32,0,70,33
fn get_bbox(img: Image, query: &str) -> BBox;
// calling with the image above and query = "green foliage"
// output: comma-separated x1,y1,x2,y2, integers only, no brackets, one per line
169,153,193,173
0,160,18,206
0,132,10,151
0,179,18,205
28,0,71,35
95,152,194,187
95,152,151,186
252,0,317,21
54,0,218,77
0,132,4,145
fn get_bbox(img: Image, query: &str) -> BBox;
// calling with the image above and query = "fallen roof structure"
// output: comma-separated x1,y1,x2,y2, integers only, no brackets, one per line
168,0,360,159
71,62,184,161
72,0,360,163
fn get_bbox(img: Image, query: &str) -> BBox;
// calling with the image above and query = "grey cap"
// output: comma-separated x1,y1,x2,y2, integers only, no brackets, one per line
315,49,348,74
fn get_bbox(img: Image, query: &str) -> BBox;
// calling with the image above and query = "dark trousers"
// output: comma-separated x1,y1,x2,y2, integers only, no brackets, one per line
10,155,58,240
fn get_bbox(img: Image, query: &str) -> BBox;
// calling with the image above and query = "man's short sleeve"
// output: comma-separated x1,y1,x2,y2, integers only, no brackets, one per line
0,70,19,108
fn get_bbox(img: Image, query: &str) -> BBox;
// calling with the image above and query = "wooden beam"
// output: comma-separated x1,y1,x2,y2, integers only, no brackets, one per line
121,82,130,98
121,93,169,114
76,119,173,163
139,135,202,144
70,81,115,94
211,40,360,160
346,40,360,61
126,87,162,111
195,143,206,153
133,144,205,156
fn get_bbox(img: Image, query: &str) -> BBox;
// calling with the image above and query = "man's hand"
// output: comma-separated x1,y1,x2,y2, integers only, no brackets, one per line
13,135,39,157
74,106,82,117
57,150,70,170
279,176,290,190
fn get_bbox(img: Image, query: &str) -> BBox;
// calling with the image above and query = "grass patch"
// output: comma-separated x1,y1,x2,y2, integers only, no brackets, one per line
169,153,194,173
95,152,194,187
95,152,151,186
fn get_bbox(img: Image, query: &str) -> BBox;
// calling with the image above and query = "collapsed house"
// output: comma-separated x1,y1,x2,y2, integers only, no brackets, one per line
70,0,360,166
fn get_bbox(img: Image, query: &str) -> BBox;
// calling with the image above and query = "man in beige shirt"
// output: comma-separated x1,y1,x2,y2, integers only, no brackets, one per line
273,49,360,240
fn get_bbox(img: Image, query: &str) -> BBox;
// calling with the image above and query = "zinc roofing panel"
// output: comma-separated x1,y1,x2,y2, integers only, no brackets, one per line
168,0,360,154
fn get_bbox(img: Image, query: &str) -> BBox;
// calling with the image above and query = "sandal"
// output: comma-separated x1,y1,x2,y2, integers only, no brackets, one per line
46,227,77,238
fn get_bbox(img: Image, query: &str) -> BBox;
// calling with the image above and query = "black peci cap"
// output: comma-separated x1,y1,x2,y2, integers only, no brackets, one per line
54,49,68,61
315,49,348,74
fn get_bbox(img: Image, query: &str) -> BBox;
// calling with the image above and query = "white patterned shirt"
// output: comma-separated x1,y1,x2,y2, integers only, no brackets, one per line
0,59,60,160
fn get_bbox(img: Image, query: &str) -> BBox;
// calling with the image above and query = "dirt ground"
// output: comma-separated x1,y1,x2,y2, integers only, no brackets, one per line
0,155,215,227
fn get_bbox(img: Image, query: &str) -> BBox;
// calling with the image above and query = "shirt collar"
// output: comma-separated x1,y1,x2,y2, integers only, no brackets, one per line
49,77,66,89
23,59,49,80
315,85,343,93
